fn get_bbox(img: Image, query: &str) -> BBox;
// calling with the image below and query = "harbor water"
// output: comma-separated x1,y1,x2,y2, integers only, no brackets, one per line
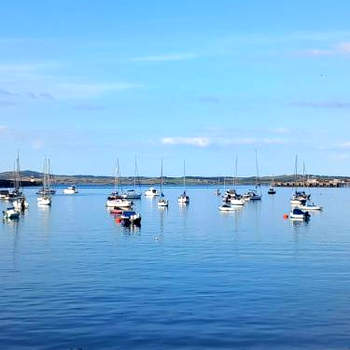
1,186,349,349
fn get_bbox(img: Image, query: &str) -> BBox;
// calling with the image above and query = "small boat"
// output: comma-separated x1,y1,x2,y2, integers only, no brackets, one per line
106,194,132,208
121,189,141,200
248,189,262,201
158,194,169,207
144,187,159,197
63,185,78,194
268,187,276,195
178,191,190,204
289,208,310,221
37,195,52,206
3,207,20,220
219,203,238,211
13,197,29,211
242,190,261,201
120,210,142,226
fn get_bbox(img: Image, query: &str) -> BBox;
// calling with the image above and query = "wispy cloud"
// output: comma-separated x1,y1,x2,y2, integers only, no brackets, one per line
161,136,288,148
131,53,198,62
161,137,210,147
0,61,142,101
301,42,350,57
291,101,350,108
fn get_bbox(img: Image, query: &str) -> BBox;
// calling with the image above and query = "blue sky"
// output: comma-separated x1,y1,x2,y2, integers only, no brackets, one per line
0,0,350,176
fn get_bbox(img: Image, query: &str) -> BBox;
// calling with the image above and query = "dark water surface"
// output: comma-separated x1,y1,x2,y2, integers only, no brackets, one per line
1,186,350,349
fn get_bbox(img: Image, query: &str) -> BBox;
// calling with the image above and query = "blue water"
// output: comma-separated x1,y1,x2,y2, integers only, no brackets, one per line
1,186,350,349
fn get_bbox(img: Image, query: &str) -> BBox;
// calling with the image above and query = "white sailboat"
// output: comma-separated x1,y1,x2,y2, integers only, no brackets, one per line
230,156,245,206
37,157,52,206
106,159,132,208
244,150,262,201
178,160,190,204
158,160,168,207
121,157,142,200
10,153,29,210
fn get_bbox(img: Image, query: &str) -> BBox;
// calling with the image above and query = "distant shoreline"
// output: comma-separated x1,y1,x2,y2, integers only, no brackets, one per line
0,172,349,188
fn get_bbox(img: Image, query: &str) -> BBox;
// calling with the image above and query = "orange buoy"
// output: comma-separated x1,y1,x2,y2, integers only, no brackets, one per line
283,214,288,219
115,217,122,223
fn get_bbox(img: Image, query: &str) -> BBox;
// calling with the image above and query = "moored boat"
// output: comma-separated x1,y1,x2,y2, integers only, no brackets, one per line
3,207,20,220
120,210,142,226
63,185,78,194
219,203,239,211
145,187,159,197
37,195,52,206
289,208,310,221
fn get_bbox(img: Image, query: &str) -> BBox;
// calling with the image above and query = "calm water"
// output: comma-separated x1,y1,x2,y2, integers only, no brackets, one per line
1,185,350,349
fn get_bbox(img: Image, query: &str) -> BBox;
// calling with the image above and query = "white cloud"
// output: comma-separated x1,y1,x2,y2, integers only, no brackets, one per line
161,137,210,147
131,53,198,62
161,136,288,147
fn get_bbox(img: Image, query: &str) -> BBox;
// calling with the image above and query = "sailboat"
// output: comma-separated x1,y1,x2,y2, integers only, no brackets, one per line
121,157,142,200
228,156,245,206
158,159,168,207
245,150,262,201
37,158,56,195
10,153,29,210
290,156,310,206
178,160,190,204
37,157,52,206
106,159,133,208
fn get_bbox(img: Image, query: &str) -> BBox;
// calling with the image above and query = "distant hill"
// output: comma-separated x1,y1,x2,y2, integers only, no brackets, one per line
0,170,349,187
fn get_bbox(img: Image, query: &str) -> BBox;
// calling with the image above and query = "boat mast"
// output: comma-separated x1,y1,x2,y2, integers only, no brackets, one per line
234,155,238,190
133,156,137,189
255,149,260,190
160,159,163,195
47,158,51,190
294,155,298,193
183,160,186,191
15,152,21,192
42,157,46,191
114,158,120,194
